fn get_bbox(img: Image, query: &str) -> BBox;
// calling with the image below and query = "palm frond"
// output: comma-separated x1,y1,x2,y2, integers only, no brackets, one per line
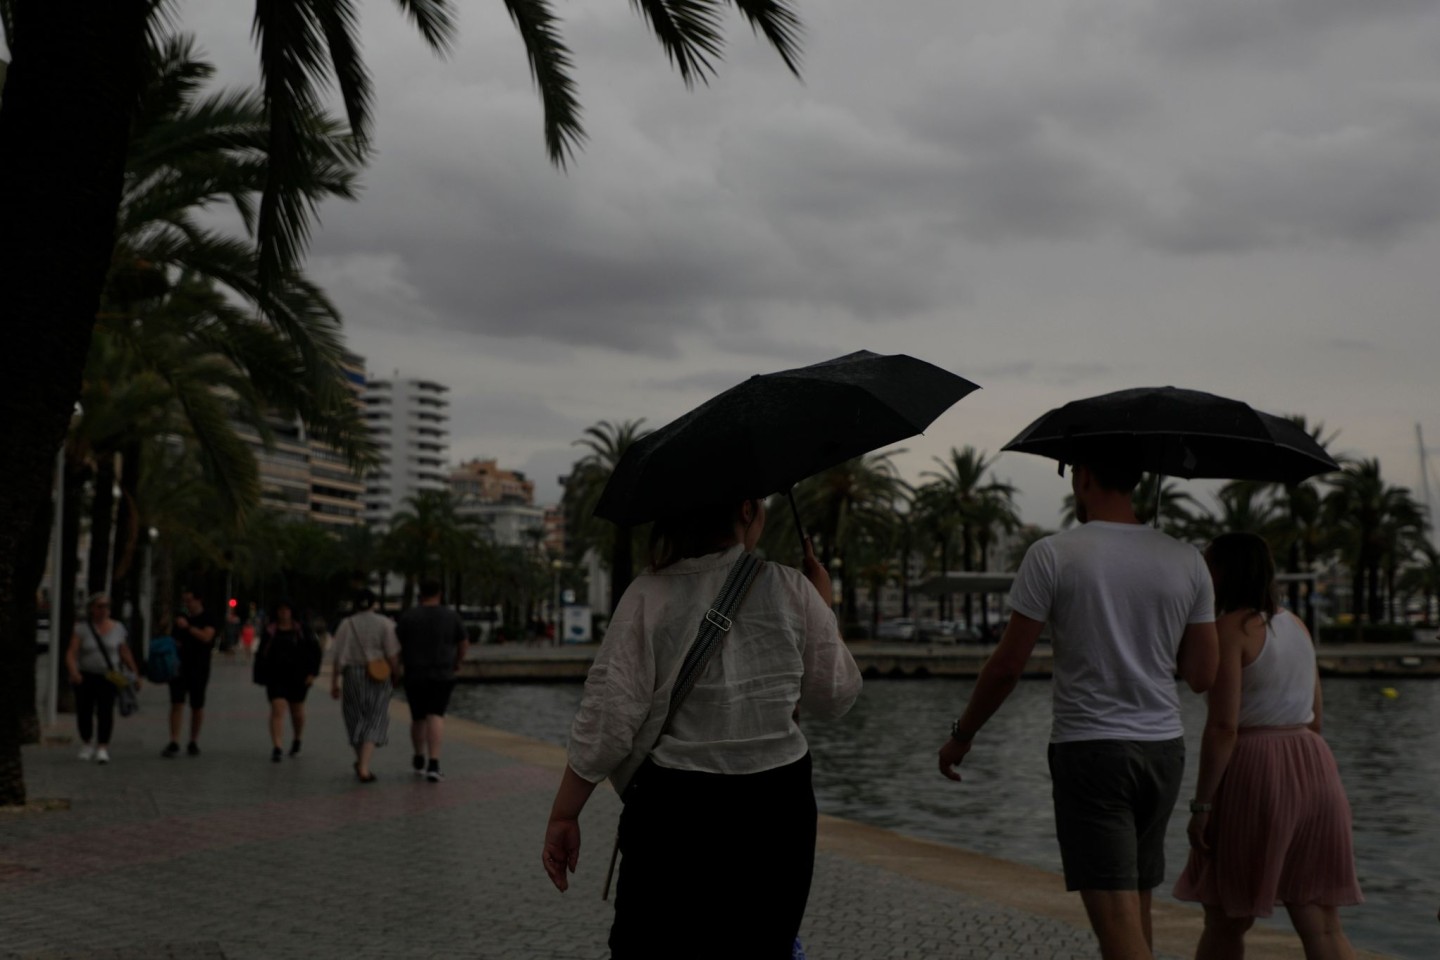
313,0,372,144
629,0,725,87
393,0,457,54
503,0,585,165
0,2,15,51
728,0,802,77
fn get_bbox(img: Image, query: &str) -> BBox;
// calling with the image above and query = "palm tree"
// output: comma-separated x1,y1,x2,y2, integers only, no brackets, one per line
1189,481,1282,546
1323,460,1423,625
917,447,1015,628
564,419,650,614
790,451,906,626
0,0,804,806
385,490,482,609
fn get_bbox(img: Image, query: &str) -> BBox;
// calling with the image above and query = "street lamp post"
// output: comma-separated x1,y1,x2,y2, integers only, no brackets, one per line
552,559,563,648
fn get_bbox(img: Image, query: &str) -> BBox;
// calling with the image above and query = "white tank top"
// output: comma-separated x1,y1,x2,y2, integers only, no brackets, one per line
1237,610,1316,728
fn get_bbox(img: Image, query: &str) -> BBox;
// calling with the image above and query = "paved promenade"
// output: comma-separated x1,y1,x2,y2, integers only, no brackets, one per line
2,660,1387,960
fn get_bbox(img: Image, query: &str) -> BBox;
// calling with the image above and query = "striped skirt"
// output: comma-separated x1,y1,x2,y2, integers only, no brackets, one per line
340,665,393,748
1173,726,1363,918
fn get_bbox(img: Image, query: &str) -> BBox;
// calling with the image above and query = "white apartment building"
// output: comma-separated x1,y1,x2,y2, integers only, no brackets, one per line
362,373,450,527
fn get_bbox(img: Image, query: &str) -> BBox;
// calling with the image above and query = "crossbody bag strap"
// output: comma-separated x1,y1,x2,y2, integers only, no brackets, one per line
659,550,764,735
88,622,117,672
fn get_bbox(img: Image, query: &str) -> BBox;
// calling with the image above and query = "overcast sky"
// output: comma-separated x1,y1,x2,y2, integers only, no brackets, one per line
174,0,1440,527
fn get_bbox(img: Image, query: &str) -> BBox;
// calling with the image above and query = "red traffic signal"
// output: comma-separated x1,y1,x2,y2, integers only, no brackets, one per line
228,598,238,608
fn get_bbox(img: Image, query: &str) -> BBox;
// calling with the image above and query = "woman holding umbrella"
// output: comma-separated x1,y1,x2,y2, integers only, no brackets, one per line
1174,533,1362,959
540,497,862,958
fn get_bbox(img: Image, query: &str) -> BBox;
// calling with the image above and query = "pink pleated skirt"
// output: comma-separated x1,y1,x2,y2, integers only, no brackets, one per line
1173,726,1363,918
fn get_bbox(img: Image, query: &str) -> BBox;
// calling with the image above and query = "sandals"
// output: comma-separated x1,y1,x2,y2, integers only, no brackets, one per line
353,761,377,783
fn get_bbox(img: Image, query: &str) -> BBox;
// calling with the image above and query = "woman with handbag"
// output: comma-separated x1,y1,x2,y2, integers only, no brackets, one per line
257,599,323,763
65,593,142,764
541,498,863,959
330,589,401,783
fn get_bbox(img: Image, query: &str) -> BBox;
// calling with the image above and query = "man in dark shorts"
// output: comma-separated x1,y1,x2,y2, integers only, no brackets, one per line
396,579,468,782
165,589,217,758
937,440,1218,959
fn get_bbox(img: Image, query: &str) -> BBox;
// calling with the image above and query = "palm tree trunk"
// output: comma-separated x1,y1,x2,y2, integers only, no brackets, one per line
938,538,950,622
0,0,150,806
58,459,86,714
87,452,117,596
14,495,55,746
110,442,143,657
962,526,976,629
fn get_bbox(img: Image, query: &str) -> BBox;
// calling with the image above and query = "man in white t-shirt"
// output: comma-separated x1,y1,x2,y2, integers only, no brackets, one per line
937,439,1218,960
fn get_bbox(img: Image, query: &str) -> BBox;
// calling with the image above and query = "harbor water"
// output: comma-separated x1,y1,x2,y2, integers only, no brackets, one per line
450,676,1439,959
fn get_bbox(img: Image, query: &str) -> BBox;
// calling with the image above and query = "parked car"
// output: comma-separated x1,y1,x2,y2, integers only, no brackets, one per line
875,618,916,641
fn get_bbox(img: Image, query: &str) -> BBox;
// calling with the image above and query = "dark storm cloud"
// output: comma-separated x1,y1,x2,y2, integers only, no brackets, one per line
1140,105,1440,253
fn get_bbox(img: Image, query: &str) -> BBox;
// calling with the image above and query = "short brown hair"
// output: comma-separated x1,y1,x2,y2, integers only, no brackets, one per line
648,499,757,570
1205,532,1277,619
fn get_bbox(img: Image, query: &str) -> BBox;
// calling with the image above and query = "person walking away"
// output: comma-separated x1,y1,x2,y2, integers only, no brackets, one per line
396,579,467,781
164,588,217,758
330,589,401,782
65,593,142,763
937,439,1219,960
257,600,322,762
541,498,862,959
1174,533,1362,959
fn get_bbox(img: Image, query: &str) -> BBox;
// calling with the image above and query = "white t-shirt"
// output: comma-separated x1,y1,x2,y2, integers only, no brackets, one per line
76,619,128,675
1009,521,1214,743
567,544,863,791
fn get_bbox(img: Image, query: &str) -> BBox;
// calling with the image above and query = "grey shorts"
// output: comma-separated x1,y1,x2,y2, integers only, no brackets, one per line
1048,737,1185,892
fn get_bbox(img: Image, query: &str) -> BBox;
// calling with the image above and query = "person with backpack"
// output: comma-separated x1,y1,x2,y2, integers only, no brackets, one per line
65,593,142,764
254,599,322,762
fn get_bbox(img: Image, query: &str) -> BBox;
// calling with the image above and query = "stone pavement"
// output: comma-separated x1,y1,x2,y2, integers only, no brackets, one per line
1,660,1385,960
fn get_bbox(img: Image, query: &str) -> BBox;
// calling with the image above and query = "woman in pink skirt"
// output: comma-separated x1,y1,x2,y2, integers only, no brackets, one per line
1175,533,1362,959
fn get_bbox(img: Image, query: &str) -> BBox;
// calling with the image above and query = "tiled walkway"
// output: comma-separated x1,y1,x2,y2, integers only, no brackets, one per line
1,661,1381,959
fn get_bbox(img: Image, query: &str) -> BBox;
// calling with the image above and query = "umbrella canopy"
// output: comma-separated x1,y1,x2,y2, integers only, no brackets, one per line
1002,386,1339,485
593,351,979,526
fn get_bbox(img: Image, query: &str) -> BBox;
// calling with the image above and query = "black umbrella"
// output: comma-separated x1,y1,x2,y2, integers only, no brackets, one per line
593,351,979,533
1002,386,1339,485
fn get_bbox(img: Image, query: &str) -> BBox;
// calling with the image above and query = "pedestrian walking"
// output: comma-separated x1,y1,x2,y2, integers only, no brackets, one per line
164,588,217,758
330,589,401,782
65,593,142,764
541,498,862,959
1174,533,1362,959
396,578,468,782
937,439,1219,960
255,599,322,762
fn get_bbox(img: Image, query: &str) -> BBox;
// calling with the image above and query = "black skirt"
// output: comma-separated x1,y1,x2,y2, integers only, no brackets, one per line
609,752,816,960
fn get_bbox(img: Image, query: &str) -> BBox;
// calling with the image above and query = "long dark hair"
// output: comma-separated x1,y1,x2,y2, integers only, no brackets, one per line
1205,532,1278,619
648,499,758,570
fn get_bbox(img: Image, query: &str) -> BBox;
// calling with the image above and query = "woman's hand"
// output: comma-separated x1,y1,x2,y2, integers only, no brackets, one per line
800,537,832,604
67,668,82,686
1187,811,1212,853
542,817,581,892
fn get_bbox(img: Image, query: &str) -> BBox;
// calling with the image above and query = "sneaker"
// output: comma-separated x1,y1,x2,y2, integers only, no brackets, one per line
78,743,95,761
161,742,180,759
425,761,443,783
95,747,110,765
186,741,201,757
412,754,426,777
271,747,283,763
289,739,301,758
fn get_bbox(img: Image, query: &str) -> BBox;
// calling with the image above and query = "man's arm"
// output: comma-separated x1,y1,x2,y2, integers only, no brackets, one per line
938,611,1045,781
1177,621,1219,693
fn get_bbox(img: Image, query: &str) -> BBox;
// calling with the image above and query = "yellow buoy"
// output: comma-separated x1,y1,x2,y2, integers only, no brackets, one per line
1381,687,1399,699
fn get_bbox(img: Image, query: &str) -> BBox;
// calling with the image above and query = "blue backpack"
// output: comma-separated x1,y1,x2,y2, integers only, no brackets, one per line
146,635,182,683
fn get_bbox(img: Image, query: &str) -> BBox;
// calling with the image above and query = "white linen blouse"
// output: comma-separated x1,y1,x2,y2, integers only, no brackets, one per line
330,610,400,669
567,544,862,788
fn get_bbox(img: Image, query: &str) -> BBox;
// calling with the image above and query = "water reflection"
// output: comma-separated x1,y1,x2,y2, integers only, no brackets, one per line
450,676,1439,959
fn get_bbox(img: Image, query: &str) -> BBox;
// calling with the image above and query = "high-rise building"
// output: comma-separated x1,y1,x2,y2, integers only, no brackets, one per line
363,372,450,527
306,351,368,528
449,459,546,549
234,350,369,528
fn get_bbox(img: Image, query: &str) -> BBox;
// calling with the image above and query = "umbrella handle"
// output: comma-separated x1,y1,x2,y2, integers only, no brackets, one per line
787,488,808,549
